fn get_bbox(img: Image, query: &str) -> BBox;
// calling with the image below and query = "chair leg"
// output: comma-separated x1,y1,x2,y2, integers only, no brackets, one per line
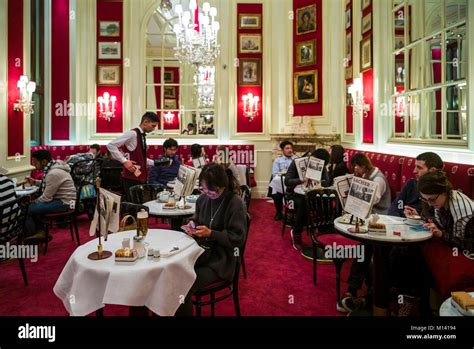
312,241,317,286
69,220,75,242
241,256,247,279
18,257,28,285
334,258,345,303
73,218,80,246
210,292,215,317
195,295,202,317
43,226,50,256
281,211,287,236
233,289,241,317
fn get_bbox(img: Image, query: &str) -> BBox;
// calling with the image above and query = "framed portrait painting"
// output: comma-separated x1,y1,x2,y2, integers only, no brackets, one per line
360,36,373,72
294,70,318,104
239,58,261,86
239,34,262,54
296,4,316,35
395,60,405,86
296,39,316,67
97,64,121,85
238,14,262,29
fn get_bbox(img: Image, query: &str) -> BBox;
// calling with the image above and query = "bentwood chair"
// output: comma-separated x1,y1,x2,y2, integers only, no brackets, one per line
128,184,164,205
192,213,251,316
305,189,356,304
0,198,29,285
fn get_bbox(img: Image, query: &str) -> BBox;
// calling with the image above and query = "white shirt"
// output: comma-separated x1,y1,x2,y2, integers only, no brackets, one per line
367,168,386,205
107,126,154,167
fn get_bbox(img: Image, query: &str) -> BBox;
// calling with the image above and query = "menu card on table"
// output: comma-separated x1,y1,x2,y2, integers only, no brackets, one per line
89,188,121,238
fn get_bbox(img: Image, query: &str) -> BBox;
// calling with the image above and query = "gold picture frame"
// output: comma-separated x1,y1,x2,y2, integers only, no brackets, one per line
97,64,121,85
296,39,317,67
296,4,317,35
239,58,261,86
164,86,176,98
294,70,318,104
239,34,262,54
164,71,174,83
238,13,262,30
360,36,373,72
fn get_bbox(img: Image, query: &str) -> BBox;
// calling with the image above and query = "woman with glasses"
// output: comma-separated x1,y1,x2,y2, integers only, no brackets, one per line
176,164,247,316
418,170,474,252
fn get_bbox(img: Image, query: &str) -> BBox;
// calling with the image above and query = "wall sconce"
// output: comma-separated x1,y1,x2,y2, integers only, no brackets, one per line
348,77,370,118
164,111,175,124
14,75,36,114
97,92,116,122
242,93,259,122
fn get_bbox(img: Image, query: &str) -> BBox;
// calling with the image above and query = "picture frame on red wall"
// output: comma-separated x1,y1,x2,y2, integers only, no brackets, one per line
296,39,316,67
360,36,373,72
296,4,317,35
238,13,262,30
239,34,262,54
99,21,120,37
97,64,121,85
294,70,318,104
239,58,261,86
361,12,372,35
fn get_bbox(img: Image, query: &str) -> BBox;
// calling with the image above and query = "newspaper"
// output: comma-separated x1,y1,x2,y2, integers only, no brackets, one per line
89,188,121,238
305,157,326,182
344,176,379,220
174,165,199,197
192,157,207,169
0,166,8,176
333,174,354,207
294,157,309,182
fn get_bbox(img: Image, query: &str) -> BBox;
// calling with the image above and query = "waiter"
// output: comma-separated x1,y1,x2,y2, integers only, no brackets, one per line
107,112,158,198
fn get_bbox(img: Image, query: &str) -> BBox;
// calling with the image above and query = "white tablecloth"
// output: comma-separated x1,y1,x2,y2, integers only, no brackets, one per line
15,186,39,197
53,229,204,316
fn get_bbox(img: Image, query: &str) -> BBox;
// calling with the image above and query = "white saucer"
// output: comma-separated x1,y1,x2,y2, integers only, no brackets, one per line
403,219,424,226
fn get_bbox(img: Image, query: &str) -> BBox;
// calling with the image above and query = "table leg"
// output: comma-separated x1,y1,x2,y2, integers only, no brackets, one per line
372,245,390,316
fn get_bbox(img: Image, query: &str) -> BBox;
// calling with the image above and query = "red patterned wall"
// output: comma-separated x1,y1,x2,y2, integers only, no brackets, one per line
51,0,70,140
96,0,123,133
236,3,263,133
7,0,24,156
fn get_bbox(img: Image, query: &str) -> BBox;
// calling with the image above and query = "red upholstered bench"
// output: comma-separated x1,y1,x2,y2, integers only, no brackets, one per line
422,238,474,299
31,144,257,187
443,162,474,199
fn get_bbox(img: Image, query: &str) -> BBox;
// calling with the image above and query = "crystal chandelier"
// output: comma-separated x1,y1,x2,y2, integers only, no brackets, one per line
173,1,220,66
194,65,215,108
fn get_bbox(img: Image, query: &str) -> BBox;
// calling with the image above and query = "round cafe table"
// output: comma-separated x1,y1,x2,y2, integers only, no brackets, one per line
144,200,196,231
15,186,39,198
334,215,432,316
439,292,474,316
53,229,204,316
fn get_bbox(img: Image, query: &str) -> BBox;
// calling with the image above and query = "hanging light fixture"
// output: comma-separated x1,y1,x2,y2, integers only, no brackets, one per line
172,1,220,66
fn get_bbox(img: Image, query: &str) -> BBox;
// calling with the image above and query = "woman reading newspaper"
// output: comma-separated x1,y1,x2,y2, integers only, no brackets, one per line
338,153,391,314
177,164,247,316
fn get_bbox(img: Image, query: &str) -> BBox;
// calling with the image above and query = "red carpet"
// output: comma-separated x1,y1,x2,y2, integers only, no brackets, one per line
0,199,351,316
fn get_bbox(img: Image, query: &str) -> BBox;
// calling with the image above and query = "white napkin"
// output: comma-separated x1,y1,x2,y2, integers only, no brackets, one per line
157,236,195,257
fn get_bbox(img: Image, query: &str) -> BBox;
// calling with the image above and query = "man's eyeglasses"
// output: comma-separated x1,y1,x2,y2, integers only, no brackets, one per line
420,193,441,204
